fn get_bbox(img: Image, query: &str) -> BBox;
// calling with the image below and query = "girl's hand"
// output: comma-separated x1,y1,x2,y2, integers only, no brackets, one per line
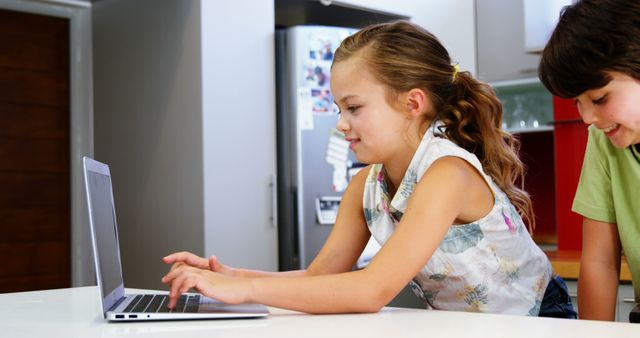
163,252,237,276
163,251,209,271
160,265,251,308
207,255,236,276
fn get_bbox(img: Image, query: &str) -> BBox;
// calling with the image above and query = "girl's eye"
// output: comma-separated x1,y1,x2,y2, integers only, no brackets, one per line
336,104,361,115
347,105,360,113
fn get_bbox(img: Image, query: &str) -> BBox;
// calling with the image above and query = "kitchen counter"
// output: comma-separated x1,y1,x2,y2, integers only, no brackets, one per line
546,250,632,281
2,286,639,337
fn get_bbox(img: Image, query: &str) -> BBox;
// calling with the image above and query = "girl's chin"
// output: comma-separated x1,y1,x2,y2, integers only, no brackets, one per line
353,153,373,165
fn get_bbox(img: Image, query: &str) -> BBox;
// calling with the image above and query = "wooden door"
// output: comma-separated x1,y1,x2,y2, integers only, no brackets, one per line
0,9,70,292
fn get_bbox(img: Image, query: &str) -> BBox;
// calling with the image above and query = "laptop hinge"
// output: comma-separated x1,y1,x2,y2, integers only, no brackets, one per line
108,295,127,312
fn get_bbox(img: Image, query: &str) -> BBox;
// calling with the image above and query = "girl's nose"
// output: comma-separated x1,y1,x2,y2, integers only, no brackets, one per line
336,114,349,132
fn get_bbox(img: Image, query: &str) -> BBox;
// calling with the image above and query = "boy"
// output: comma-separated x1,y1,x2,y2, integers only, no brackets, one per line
538,0,640,321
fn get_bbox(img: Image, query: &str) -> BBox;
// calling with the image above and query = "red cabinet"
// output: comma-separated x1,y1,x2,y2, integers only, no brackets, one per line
520,130,556,245
553,97,589,250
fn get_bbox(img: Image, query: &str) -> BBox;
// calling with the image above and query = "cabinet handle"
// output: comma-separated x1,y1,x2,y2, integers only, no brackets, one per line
519,68,538,74
549,118,583,125
568,296,635,302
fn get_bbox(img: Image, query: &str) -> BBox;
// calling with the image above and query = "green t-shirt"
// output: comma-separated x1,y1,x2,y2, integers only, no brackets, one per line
573,125,640,301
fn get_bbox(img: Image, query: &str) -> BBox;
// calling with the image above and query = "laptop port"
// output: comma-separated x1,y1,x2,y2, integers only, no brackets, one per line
115,315,124,319
129,314,137,319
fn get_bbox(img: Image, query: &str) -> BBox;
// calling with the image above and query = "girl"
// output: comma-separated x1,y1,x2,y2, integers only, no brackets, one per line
538,0,640,321
162,21,575,317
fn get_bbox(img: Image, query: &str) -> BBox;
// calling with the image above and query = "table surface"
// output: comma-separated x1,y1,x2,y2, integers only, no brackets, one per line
1,286,639,338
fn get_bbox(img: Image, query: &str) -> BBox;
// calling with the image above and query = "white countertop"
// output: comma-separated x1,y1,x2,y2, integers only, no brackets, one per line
1,286,639,338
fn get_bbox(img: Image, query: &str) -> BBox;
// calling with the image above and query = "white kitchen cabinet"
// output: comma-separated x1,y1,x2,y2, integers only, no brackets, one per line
523,0,572,53
618,283,636,322
565,279,579,314
476,0,540,83
339,0,478,76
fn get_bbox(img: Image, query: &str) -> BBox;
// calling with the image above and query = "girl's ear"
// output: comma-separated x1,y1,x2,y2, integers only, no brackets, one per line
405,88,432,117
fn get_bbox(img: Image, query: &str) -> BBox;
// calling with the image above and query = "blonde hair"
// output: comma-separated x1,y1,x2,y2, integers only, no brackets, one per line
333,21,535,231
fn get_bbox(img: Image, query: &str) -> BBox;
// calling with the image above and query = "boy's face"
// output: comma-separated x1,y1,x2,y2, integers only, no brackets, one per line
575,71,640,148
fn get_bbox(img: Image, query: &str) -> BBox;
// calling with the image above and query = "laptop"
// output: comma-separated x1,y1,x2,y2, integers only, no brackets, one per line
82,156,269,321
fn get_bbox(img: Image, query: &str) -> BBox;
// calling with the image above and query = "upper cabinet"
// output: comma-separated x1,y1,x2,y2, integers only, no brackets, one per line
476,0,572,83
275,0,407,27
524,0,573,53
476,0,539,83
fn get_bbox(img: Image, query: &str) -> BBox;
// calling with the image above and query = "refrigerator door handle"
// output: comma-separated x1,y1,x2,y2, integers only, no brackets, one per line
269,175,278,228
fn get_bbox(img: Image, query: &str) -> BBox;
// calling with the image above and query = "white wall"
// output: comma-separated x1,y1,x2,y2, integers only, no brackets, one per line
201,0,278,271
93,0,205,289
338,0,478,75
93,0,279,291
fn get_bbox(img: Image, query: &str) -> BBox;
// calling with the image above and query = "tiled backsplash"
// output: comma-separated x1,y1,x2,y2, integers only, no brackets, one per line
493,79,553,133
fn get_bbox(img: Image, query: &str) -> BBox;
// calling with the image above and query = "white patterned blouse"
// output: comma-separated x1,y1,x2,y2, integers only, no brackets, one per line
362,122,552,315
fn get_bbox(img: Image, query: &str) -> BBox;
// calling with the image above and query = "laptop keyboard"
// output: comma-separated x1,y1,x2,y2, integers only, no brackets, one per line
123,294,201,313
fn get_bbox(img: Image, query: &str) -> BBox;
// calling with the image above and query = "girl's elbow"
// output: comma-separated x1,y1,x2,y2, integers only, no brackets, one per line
358,286,393,313
366,301,386,313
353,270,400,313
353,299,384,313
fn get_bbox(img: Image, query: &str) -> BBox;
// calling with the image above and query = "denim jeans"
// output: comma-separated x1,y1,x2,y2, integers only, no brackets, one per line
538,275,577,319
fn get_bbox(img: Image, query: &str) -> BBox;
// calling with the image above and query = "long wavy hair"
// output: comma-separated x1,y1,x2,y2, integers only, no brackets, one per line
333,21,535,231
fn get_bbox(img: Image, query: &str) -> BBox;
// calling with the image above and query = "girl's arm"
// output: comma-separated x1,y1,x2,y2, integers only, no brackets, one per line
163,157,492,313
163,166,373,279
303,165,372,276
578,217,621,321
163,252,308,278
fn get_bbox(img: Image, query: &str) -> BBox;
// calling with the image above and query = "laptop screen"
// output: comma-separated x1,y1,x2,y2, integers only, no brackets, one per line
86,170,124,299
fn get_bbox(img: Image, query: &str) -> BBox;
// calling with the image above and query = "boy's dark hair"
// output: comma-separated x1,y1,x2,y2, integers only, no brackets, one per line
539,0,640,98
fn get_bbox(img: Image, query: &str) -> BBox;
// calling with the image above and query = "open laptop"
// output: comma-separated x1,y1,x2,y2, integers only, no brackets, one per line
82,156,269,321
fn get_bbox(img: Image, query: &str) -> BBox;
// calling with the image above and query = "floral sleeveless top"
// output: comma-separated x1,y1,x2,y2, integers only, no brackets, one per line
363,122,552,315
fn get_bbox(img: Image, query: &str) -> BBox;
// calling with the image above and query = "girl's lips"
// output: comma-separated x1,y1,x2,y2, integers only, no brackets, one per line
345,138,360,149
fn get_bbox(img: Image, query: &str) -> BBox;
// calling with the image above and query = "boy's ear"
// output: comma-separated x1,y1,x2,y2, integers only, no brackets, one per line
405,88,431,117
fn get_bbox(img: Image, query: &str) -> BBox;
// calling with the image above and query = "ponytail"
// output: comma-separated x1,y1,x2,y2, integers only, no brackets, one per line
439,71,534,231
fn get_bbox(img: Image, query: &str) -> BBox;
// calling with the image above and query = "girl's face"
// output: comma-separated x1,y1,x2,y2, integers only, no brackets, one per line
575,71,640,148
330,57,424,165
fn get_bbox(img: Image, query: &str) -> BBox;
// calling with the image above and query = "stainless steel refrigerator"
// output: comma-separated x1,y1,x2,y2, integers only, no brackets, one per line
276,25,368,270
